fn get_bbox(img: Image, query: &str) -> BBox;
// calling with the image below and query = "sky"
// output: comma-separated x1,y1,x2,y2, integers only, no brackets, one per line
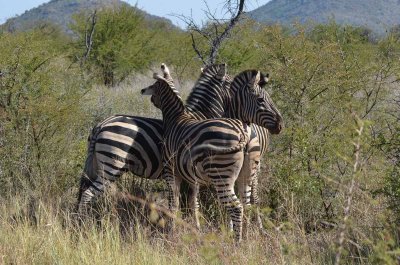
0,0,270,27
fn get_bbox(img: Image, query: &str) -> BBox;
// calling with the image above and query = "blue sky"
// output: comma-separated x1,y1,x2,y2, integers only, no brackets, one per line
0,0,270,26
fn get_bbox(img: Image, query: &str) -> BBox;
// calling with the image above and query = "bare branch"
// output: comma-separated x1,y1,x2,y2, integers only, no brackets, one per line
176,0,246,65
208,0,245,64
335,114,364,265
81,10,97,66
191,33,207,65
119,192,201,237
203,0,218,22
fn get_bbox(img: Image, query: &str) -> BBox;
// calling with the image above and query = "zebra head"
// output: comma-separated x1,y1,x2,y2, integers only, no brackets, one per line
141,63,181,109
141,64,185,123
200,63,227,81
230,70,283,134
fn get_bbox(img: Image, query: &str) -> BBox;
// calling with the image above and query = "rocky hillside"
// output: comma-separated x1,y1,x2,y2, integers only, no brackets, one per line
248,0,400,34
2,0,175,33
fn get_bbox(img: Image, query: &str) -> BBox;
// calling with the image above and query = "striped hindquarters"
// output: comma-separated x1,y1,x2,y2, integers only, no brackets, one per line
167,118,250,186
91,115,164,180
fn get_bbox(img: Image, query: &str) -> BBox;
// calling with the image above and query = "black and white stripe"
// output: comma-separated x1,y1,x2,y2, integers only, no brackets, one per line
141,64,282,241
76,115,164,209
76,64,283,238
76,66,228,213
187,65,281,231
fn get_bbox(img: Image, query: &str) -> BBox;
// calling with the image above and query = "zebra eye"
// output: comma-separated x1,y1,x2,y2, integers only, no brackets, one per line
257,98,265,105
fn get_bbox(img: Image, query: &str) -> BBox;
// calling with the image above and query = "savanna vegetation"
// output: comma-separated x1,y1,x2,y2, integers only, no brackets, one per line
0,4,400,264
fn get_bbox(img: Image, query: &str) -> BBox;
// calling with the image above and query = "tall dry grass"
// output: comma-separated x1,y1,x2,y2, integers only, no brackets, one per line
0,194,342,265
0,70,396,265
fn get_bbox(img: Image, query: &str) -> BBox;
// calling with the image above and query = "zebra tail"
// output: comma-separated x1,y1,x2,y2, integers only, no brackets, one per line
83,125,102,180
76,125,102,211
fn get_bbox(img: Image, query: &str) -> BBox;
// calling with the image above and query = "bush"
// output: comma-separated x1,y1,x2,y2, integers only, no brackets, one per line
0,28,89,197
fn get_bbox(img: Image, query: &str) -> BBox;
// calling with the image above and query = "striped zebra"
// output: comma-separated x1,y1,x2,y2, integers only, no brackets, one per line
76,65,228,213
141,64,282,241
76,64,282,234
189,66,273,232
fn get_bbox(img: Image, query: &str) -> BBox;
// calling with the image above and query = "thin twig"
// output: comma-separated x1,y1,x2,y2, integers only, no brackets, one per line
119,192,201,237
335,113,364,265
191,33,207,65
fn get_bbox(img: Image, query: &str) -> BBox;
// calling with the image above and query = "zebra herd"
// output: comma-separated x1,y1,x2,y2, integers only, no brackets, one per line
76,63,283,242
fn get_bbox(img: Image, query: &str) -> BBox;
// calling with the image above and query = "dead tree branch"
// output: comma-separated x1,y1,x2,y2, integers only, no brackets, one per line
190,32,206,64
178,0,245,66
81,10,97,66
119,192,201,237
208,0,245,64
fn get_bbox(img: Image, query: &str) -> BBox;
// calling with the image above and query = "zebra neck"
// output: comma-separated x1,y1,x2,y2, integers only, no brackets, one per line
185,82,230,119
224,86,242,120
159,84,186,125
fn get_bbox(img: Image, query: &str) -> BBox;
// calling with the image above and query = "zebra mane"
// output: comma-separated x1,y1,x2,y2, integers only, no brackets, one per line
153,64,182,101
229,69,269,94
185,64,229,119
151,64,189,122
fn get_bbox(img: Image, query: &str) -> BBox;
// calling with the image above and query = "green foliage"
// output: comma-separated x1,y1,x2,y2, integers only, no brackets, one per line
71,6,154,86
378,101,400,223
70,6,197,87
369,224,400,265
308,21,374,43
0,28,89,197
1,7,400,263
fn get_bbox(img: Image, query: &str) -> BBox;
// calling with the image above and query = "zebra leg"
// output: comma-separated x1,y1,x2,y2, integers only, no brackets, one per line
76,174,91,214
188,183,200,229
213,181,243,242
229,218,233,233
236,148,259,239
251,166,267,235
165,172,181,214
236,168,252,241
77,175,109,216
163,165,182,234
237,180,251,240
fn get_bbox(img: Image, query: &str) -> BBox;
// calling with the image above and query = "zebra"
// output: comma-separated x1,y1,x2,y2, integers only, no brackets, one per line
189,66,273,233
76,65,228,214
141,64,282,241
76,64,283,234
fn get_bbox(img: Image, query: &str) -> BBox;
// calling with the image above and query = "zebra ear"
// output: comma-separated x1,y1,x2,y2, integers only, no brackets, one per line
258,73,269,88
250,71,261,88
200,67,204,73
161,63,171,80
217,63,227,80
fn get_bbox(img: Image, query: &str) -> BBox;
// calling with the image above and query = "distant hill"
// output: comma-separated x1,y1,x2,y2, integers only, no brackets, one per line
2,0,176,34
248,0,400,35
5,0,399,36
